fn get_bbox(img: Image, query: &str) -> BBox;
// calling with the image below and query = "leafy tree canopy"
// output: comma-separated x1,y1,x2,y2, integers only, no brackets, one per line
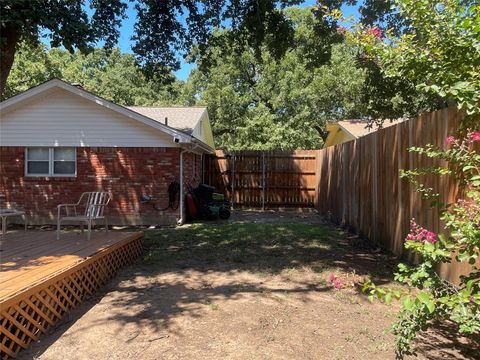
5,42,193,106
0,0,308,94
4,2,459,150
0,0,409,95
349,0,480,122
188,7,367,150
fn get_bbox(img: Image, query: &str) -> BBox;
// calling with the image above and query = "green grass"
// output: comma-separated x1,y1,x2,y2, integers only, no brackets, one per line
144,223,338,260
140,222,395,282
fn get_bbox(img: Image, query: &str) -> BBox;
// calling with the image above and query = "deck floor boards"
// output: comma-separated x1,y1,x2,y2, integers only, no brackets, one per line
0,230,143,302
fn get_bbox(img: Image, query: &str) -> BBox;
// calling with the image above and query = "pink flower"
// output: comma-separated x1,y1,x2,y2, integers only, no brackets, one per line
329,273,336,283
406,218,437,244
368,27,383,39
471,131,480,142
445,136,455,145
337,26,348,35
333,279,342,290
425,231,437,244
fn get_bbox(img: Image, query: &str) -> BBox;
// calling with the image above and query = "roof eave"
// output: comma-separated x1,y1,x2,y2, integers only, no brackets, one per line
191,137,215,154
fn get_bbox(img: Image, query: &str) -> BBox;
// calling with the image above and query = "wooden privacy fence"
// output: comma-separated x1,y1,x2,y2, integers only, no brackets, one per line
204,108,474,282
315,107,472,283
204,150,318,208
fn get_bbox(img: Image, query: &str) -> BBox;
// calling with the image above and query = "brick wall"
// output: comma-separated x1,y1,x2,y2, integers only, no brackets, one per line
0,147,203,225
183,151,202,187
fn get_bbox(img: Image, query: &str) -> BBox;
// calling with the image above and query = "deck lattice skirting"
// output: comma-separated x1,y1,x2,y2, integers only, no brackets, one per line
0,233,143,359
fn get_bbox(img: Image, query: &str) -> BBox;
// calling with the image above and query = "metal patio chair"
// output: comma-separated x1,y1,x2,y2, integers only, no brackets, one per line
57,192,111,240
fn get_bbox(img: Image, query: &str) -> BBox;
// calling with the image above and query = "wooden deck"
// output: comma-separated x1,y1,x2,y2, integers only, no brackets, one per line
0,230,143,359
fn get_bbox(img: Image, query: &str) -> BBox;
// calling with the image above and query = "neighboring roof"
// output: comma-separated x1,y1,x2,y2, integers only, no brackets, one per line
127,106,207,135
324,119,406,148
335,119,404,138
0,79,214,153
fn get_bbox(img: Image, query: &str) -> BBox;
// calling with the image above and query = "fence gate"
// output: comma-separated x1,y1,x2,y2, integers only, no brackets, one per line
203,150,318,208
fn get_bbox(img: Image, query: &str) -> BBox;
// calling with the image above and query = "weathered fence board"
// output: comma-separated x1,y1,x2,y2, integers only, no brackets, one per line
315,107,476,283
204,150,317,208
204,108,475,282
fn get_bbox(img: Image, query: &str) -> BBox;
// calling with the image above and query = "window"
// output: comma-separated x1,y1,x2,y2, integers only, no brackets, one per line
26,148,76,176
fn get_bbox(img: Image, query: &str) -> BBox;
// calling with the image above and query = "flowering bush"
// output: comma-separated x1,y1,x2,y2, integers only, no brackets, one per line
329,273,342,290
347,0,480,120
331,0,480,356
363,131,480,357
405,219,437,244
367,27,382,39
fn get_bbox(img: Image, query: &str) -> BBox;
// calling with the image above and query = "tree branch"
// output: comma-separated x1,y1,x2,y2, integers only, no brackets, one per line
0,25,20,97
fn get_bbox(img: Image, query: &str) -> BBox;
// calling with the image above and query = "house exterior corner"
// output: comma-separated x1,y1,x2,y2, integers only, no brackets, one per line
0,80,210,225
0,146,202,225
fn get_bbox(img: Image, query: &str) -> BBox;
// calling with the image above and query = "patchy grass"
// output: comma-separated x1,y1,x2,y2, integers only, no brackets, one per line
142,222,396,284
20,220,478,360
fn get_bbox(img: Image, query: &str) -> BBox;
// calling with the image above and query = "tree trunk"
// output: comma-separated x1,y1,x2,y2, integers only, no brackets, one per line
314,124,328,141
0,25,20,98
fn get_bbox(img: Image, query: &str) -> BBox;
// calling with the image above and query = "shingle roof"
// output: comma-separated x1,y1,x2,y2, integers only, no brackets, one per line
337,119,404,138
127,106,207,135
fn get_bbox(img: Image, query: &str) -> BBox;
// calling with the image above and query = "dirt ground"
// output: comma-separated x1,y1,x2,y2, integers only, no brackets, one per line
19,211,479,360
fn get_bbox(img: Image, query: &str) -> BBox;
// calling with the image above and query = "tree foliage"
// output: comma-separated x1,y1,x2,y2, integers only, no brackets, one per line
0,0,310,94
5,42,192,106
0,0,416,96
350,0,480,122
188,8,367,150
0,0,126,93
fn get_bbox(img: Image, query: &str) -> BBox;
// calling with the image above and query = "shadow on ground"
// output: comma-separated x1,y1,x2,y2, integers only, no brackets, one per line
19,219,479,360
414,321,480,360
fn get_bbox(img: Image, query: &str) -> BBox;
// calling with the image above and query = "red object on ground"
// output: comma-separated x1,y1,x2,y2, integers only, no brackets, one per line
185,193,198,220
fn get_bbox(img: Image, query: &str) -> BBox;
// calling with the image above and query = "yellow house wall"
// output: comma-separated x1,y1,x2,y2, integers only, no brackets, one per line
324,129,356,148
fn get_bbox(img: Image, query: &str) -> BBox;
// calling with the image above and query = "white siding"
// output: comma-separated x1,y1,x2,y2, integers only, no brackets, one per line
0,89,177,147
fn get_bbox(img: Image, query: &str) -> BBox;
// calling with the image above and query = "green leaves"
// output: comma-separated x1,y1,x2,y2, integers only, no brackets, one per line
5,43,191,106
361,278,404,305
417,291,436,314
189,9,368,150
403,295,413,311
470,175,480,187
352,0,480,122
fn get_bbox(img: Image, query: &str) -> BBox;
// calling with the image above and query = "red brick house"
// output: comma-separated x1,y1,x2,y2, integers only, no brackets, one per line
0,79,215,225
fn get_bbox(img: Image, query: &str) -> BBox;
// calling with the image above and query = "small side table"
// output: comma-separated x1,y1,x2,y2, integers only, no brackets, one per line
0,209,27,237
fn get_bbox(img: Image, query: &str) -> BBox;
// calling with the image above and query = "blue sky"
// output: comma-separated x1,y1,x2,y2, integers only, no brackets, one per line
47,1,360,80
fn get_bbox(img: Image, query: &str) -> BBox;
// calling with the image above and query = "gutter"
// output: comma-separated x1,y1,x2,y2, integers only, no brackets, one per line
191,137,215,154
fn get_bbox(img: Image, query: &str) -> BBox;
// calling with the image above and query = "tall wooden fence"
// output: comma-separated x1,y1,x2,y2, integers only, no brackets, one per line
315,107,471,282
204,150,318,208
204,108,473,282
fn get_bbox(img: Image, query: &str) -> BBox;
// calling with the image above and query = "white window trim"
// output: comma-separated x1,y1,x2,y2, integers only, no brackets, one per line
25,147,77,177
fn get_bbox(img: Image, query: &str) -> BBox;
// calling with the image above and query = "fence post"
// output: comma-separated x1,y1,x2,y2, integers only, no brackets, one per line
314,150,319,208
372,132,379,244
231,152,235,209
262,151,266,210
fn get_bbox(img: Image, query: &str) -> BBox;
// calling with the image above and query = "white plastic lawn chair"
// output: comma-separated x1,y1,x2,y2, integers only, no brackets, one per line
57,192,111,240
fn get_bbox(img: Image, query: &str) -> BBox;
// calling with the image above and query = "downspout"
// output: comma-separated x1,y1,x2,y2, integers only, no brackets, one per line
177,144,201,225
178,148,188,225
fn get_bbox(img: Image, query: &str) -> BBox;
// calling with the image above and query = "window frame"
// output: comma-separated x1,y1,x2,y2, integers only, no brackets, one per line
25,147,77,177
